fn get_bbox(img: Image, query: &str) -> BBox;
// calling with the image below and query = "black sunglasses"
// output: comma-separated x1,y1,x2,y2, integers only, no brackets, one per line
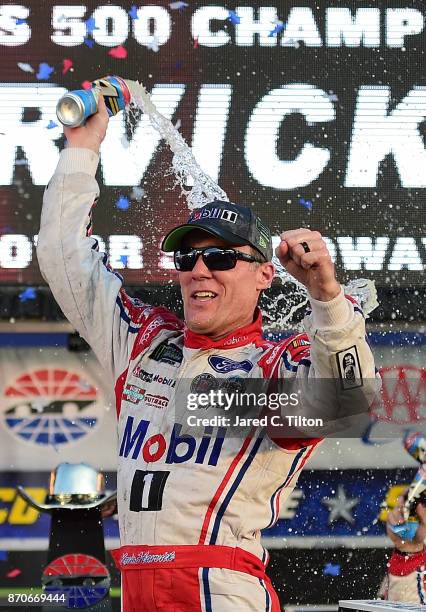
174,247,265,272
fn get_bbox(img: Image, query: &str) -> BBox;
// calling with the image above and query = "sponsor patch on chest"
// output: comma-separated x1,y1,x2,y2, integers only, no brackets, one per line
149,341,183,367
132,366,176,388
144,393,169,408
208,356,253,373
123,384,169,409
123,384,146,404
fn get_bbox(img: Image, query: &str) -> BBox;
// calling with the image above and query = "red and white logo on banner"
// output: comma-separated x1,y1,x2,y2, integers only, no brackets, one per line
1,368,104,447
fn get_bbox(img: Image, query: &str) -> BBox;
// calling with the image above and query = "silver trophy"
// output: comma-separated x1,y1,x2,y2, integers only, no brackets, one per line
17,463,116,611
17,462,116,512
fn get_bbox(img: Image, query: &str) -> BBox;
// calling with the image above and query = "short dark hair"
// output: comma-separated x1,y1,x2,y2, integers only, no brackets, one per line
249,245,266,265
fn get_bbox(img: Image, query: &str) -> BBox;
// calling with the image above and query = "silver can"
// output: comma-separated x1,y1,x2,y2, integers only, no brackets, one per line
56,88,99,128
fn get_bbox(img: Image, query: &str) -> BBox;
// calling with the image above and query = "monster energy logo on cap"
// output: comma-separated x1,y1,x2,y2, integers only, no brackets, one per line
256,218,271,251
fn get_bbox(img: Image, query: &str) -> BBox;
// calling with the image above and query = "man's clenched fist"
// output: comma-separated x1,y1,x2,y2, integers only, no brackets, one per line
275,228,341,302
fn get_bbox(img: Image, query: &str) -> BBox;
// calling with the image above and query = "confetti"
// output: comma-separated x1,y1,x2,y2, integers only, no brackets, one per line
36,62,54,80
227,10,240,24
120,255,129,266
15,18,26,25
18,287,36,302
116,196,130,210
299,198,313,211
128,6,139,19
169,1,189,9
85,17,98,34
268,22,284,37
62,58,73,75
0,551,8,561
174,60,183,71
130,186,145,201
109,45,128,59
83,37,95,49
6,569,21,578
17,62,34,73
145,37,160,52
46,120,58,129
193,36,199,49
327,92,339,102
323,563,341,577
81,80,92,90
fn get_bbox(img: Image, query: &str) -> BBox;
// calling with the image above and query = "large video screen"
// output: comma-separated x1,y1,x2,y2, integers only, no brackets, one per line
0,0,425,287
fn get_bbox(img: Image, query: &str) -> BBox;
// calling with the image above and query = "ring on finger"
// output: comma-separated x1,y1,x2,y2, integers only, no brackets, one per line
300,241,310,254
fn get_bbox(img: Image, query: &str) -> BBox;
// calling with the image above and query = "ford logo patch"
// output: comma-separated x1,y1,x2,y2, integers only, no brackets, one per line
208,356,253,374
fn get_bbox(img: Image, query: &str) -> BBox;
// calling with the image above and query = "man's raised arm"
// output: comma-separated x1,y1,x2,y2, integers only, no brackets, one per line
271,228,379,439
37,96,154,379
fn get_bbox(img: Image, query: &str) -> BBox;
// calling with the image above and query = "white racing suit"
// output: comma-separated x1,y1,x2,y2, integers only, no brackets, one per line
37,148,378,612
379,550,426,603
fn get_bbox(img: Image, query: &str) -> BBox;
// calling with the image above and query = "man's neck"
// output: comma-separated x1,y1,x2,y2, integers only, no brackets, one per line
184,309,262,349
207,315,254,342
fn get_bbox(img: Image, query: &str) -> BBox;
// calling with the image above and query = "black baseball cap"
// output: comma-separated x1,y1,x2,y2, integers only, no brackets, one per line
161,200,273,262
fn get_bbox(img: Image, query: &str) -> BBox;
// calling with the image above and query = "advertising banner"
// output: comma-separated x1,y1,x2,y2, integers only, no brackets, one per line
0,347,117,472
0,1,425,287
0,468,414,549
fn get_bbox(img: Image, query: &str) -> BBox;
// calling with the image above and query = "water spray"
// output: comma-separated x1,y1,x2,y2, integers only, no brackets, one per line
57,76,378,328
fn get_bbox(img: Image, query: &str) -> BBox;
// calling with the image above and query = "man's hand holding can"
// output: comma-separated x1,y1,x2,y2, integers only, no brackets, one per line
64,94,109,155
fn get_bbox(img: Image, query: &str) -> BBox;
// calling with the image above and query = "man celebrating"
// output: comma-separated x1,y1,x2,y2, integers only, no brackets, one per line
37,96,377,611
381,493,426,601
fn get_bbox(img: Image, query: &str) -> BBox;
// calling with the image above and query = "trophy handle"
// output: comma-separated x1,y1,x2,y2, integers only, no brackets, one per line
16,485,117,513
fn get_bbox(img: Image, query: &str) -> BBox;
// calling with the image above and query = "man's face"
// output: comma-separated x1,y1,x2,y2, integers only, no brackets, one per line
178,230,274,340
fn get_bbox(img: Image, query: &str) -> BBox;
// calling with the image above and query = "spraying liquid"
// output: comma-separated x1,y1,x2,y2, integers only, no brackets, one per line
125,80,378,328
127,81,227,209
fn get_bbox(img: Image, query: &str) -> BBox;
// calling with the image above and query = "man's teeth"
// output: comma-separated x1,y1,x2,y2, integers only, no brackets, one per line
194,291,216,299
